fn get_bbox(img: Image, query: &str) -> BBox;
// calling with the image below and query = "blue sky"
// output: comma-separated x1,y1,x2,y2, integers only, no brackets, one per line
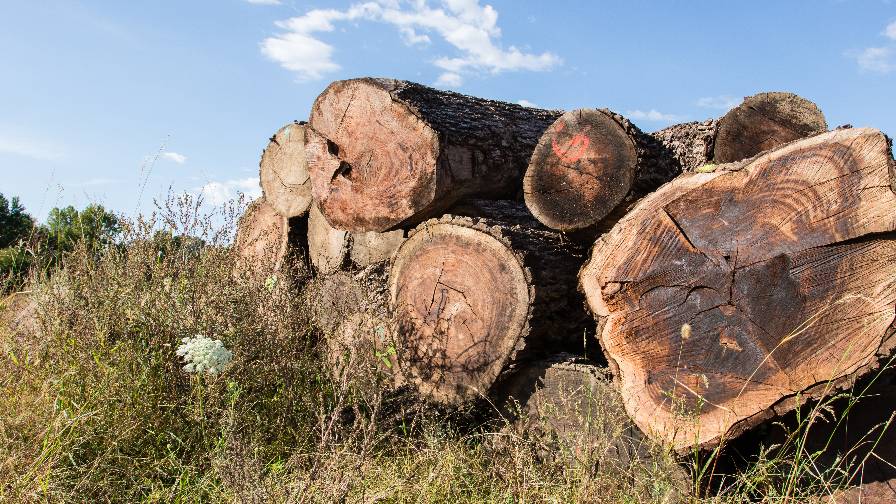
2,0,895,222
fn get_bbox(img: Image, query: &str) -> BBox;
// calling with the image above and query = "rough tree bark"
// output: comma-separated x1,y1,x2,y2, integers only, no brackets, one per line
578,127,896,451
259,121,313,218
523,109,679,232
305,78,562,232
308,203,405,275
388,200,591,404
652,92,827,172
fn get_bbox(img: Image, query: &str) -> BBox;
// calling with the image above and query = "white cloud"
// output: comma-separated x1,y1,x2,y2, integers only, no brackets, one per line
0,134,65,161
435,72,463,87
885,20,896,40
856,46,895,73
516,99,538,108
696,95,740,111
198,177,262,206
162,151,187,164
247,0,282,5
261,1,561,83
625,109,684,123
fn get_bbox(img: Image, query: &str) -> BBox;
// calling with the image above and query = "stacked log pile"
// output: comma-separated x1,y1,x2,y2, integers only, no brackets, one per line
236,77,896,496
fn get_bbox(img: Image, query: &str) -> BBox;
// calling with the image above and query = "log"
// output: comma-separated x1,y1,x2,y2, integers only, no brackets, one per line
308,203,349,275
714,91,827,163
579,127,896,451
523,109,679,232
653,92,828,172
306,78,562,232
259,121,313,218
307,265,391,337
308,204,405,275
498,354,689,498
234,197,291,273
388,201,591,404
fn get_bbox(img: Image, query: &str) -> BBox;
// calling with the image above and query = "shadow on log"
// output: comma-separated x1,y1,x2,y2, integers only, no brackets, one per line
389,201,591,404
580,127,896,452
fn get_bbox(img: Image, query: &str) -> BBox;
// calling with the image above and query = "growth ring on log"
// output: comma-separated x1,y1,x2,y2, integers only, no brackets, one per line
389,218,532,403
580,127,896,451
524,109,637,232
714,91,827,163
259,121,313,218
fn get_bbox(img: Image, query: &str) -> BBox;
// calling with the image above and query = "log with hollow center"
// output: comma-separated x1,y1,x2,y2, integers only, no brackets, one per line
388,202,589,403
579,127,896,451
306,78,561,232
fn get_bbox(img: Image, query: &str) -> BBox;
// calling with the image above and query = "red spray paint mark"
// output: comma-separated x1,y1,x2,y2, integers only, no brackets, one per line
551,133,590,164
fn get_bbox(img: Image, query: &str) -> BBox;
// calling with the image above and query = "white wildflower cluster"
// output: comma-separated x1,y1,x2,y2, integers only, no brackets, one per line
176,335,233,375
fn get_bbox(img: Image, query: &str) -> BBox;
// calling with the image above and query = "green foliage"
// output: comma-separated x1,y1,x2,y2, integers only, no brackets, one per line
0,193,35,249
44,204,121,254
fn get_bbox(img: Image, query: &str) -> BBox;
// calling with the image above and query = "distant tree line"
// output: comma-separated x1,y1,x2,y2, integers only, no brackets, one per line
1,192,121,292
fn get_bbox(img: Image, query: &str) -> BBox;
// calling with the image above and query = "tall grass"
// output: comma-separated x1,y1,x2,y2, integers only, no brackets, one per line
0,196,892,503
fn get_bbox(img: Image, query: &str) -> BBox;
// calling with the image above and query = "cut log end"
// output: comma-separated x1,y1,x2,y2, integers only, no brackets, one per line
259,122,313,218
580,128,896,451
234,197,290,274
714,91,827,163
307,79,440,232
389,217,532,404
524,109,637,232
307,203,349,275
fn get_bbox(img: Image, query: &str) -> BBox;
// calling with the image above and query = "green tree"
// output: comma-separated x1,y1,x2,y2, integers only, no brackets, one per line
45,204,121,254
0,193,35,248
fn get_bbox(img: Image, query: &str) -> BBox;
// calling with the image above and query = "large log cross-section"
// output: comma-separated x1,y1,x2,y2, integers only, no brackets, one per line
580,128,896,451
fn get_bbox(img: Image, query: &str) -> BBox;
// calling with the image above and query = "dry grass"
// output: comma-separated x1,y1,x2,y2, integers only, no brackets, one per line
0,196,892,503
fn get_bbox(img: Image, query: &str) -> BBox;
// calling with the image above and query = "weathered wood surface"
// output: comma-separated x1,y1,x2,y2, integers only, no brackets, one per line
308,204,405,275
579,127,896,451
234,197,291,273
714,91,827,163
523,109,678,232
259,121,313,218
306,78,561,232
389,202,589,404
652,92,827,172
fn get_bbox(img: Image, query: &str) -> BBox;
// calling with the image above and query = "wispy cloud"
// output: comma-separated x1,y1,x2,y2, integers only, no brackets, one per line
247,0,282,5
885,20,896,40
851,21,896,73
162,152,187,164
197,177,261,205
261,0,561,85
856,46,895,73
696,95,740,111
517,99,538,108
0,133,65,161
435,72,463,87
626,109,684,123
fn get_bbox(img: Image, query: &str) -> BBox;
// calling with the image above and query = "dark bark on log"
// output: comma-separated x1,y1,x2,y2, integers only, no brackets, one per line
259,122,313,218
523,109,680,233
579,128,896,452
306,78,562,232
651,119,718,173
388,200,591,404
